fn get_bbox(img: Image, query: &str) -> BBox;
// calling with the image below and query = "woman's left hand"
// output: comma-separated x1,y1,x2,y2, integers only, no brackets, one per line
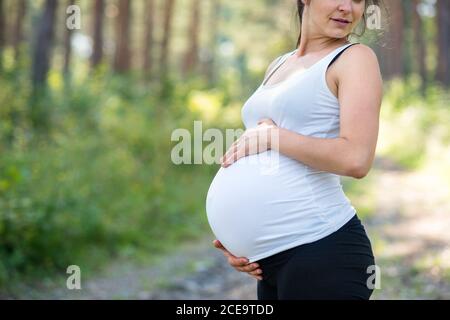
220,118,278,168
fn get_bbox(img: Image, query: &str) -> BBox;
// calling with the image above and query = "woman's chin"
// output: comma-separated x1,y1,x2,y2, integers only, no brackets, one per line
327,30,351,39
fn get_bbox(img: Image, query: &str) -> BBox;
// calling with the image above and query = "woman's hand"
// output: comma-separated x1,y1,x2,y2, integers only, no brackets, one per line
220,118,278,168
212,239,263,281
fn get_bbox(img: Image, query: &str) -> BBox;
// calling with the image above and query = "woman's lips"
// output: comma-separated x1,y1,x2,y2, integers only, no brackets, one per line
331,18,351,27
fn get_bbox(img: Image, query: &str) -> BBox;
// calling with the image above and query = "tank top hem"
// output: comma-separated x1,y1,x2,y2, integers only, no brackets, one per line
248,207,357,263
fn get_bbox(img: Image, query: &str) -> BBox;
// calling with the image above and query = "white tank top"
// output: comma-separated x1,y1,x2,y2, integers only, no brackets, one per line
206,43,358,263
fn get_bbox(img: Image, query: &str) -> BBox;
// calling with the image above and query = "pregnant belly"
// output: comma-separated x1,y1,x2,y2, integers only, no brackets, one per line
205,151,328,261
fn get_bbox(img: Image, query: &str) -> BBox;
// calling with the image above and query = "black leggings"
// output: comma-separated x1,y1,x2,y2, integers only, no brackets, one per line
256,214,376,300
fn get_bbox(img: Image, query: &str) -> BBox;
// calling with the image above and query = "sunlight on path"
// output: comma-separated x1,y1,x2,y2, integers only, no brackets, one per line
367,167,450,299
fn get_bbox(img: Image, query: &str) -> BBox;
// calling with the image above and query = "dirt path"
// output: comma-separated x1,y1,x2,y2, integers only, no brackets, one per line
8,234,257,300
366,164,450,299
7,158,450,299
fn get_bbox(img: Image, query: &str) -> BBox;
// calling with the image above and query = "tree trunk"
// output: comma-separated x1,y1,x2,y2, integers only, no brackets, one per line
389,0,404,78
12,0,27,64
379,0,404,79
142,0,155,77
402,0,413,78
436,0,450,86
32,0,58,88
91,0,104,68
205,0,220,86
412,0,427,94
30,0,58,133
113,0,131,73
182,0,201,77
0,0,5,71
64,0,76,76
160,0,175,79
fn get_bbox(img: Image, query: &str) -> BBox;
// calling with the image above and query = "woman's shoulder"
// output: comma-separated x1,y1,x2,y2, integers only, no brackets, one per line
329,43,383,95
339,43,380,69
330,43,381,84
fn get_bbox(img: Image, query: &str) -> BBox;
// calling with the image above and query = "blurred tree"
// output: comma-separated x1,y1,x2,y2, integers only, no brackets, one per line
436,0,450,86
64,0,76,77
412,0,427,94
114,0,131,73
182,0,201,78
12,0,27,64
32,0,58,88
0,0,4,72
91,0,104,69
205,0,221,86
402,0,413,78
142,0,156,78
30,0,58,133
160,0,176,79
380,0,405,79
237,51,249,95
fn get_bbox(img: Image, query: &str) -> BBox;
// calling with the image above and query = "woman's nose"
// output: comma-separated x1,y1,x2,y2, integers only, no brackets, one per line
337,0,353,13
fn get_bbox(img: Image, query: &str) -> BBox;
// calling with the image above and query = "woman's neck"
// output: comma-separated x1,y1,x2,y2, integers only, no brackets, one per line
297,38,348,57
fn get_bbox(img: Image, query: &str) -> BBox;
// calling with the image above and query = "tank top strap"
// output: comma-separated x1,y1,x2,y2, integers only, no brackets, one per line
322,42,360,70
262,50,297,86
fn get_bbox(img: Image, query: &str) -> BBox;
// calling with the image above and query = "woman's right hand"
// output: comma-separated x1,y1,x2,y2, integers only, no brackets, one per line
212,239,263,281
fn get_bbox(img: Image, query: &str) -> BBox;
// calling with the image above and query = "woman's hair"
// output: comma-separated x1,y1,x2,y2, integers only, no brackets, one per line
296,0,386,47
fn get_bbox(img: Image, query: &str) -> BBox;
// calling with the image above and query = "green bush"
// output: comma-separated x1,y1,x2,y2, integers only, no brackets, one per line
0,72,219,286
378,77,450,170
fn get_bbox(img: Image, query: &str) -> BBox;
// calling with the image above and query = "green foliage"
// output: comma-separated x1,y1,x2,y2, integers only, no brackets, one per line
0,71,219,287
378,77,450,170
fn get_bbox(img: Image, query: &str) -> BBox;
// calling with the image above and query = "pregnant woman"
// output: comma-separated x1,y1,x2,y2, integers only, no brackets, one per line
206,0,383,300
